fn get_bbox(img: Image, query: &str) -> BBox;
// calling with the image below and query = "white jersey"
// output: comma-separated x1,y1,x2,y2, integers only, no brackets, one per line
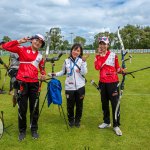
105,52,115,67
56,57,87,90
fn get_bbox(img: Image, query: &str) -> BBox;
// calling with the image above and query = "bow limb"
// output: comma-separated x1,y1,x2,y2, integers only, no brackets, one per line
117,26,125,51
42,30,51,73
41,32,50,80
117,26,126,90
115,27,127,121
45,32,50,59
45,29,53,58
37,32,51,93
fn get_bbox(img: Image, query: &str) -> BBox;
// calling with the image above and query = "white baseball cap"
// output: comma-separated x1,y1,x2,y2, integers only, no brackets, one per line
32,34,45,48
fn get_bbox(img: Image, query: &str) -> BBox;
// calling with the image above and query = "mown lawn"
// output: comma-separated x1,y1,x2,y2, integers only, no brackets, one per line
0,53,150,150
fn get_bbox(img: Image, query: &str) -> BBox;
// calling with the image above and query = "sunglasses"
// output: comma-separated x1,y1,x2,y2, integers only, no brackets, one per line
99,37,108,41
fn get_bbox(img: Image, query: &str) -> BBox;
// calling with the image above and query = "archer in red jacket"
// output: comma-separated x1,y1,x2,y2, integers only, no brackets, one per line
94,37,124,136
0,34,46,141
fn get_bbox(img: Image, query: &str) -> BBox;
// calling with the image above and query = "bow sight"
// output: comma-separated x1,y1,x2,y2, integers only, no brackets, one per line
46,51,66,63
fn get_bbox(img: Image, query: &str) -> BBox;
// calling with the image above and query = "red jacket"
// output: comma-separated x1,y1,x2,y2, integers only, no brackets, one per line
2,40,46,82
94,50,121,83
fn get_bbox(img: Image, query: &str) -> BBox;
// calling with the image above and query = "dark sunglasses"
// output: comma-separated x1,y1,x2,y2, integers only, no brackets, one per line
99,37,108,41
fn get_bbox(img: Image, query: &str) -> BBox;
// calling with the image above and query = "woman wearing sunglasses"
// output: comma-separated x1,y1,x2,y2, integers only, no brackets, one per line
94,36,124,136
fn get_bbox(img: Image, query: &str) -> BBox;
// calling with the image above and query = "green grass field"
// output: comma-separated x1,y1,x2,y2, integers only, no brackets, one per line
0,53,150,150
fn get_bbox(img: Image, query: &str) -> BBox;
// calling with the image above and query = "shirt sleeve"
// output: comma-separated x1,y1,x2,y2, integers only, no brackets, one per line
2,40,22,54
115,55,122,72
56,61,66,76
39,58,46,75
94,55,103,70
80,61,87,75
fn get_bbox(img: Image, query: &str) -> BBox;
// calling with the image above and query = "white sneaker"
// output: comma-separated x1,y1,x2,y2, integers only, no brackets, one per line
98,123,111,129
113,126,122,136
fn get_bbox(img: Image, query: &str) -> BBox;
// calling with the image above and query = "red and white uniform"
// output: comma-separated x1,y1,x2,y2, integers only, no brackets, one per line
2,40,46,82
94,50,121,83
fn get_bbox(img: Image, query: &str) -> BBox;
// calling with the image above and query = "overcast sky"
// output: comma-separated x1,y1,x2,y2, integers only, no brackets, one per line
0,0,149,44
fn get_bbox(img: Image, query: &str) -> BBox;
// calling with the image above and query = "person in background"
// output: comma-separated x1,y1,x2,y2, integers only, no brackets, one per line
0,34,46,141
48,43,87,128
8,52,19,95
94,36,125,136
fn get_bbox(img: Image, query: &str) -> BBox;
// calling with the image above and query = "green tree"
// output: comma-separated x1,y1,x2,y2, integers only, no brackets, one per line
2,36,11,42
73,36,86,46
60,40,69,50
92,25,150,50
141,26,150,48
84,44,93,50
117,24,150,49
49,28,62,51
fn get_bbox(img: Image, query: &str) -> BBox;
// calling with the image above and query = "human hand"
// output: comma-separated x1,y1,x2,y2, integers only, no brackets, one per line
17,37,30,44
48,73,56,77
118,68,127,74
121,68,127,76
82,53,90,62
40,74,46,81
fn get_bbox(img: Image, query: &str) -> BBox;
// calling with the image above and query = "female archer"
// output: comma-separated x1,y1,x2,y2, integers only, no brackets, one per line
94,37,125,136
48,43,88,128
0,34,46,141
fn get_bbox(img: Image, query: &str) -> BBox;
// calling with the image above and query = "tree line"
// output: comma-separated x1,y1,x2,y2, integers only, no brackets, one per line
1,24,150,50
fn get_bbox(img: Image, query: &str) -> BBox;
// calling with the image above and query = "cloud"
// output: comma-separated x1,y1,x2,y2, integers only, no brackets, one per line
0,0,149,44
48,0,70,6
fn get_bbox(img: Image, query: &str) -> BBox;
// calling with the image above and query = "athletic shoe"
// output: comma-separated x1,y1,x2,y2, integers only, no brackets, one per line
98,123,111,129
9,90,14,95
31,131,39,139
0,89,6,94
69,121,74,128
113,126,122,136
75,121,80,128
18,132,26,141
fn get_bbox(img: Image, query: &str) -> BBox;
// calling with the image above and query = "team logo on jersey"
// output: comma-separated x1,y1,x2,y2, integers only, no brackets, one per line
27,50,30,54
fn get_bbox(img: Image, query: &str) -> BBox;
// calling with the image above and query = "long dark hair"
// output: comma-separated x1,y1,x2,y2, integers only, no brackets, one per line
69,43,83,58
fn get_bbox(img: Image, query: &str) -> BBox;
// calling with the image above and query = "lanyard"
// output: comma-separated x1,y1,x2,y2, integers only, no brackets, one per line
68,57,79,76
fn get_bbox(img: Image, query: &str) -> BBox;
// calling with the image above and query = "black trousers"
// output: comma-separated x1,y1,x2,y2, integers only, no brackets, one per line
16,81,39,133
99,82,120,127
65,86,85,123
